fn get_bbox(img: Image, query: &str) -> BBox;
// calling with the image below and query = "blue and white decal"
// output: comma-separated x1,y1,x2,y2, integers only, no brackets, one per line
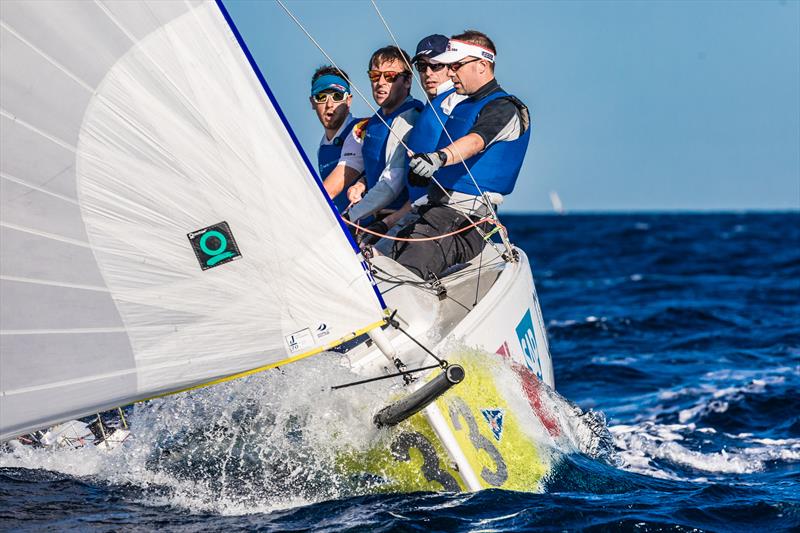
316,323,330,338
481,408,505,441
515,309,543,380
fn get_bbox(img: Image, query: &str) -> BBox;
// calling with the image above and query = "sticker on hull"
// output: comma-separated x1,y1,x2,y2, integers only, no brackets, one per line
481,408,505,441
515,309,543,380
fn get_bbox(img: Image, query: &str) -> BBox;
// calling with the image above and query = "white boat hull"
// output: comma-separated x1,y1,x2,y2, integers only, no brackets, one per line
339,247,560,492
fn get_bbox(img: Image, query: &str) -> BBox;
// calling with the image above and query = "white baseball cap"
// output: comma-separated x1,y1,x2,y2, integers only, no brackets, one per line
432,39,496,64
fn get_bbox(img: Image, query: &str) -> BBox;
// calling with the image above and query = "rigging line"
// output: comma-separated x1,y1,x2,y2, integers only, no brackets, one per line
388,316,447,367
473,238,485,307
330,363,440,390
273,0,454,200
344,216,493,242
371,257,504,287
369,0,516,254
369,1,494,212
274,1,400,148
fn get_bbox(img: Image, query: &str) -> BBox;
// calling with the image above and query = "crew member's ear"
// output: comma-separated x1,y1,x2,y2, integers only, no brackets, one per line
309,96,316,110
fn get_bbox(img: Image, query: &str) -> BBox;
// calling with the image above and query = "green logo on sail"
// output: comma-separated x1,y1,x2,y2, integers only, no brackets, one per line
188,221,242,270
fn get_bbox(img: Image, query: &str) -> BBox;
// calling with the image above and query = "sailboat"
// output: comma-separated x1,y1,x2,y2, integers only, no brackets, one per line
1,0,567,492
550,191,565,215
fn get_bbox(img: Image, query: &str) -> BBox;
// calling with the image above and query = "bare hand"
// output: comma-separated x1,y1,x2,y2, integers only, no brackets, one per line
347,181,366,204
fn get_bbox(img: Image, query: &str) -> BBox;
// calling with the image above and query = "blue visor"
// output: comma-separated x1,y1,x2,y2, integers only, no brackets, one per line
311,74,350,96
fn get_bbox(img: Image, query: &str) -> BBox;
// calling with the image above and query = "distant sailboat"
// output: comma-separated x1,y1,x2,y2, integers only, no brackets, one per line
549,191,566,215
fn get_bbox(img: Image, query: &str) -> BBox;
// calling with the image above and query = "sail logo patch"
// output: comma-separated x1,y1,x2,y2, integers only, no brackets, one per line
188,221,241,270
516,309,543,380
481,408,505,441
286,328,314,354
316,323,330,338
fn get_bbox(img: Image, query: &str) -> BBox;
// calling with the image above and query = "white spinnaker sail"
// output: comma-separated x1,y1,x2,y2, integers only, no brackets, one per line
0,0,386,440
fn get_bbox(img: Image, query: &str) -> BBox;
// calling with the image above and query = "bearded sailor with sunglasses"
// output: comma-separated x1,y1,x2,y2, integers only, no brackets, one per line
310,66,368,214
393,30,532,281
344,46,423,229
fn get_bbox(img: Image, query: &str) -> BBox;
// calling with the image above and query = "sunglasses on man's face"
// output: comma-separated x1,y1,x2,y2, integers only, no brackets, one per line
415,61,447,74
367,70,409,83
312,91,348,104
447,58,482,72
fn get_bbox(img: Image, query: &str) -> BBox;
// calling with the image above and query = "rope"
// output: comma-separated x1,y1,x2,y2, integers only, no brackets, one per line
343,215,497,242
368,0,514,253
369,0,485,202
331,363,440,390
274,1,397,148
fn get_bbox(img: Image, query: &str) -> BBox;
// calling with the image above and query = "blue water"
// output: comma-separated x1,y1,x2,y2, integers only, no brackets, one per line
2,213,799,532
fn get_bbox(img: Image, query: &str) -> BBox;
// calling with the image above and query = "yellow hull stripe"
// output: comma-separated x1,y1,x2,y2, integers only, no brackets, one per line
138,318,387,403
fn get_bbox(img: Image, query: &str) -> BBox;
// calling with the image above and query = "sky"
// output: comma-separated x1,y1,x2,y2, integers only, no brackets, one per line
225,0,800,213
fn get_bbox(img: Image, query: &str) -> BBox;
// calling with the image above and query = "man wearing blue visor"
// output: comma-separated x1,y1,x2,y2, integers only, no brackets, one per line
310,66,367,213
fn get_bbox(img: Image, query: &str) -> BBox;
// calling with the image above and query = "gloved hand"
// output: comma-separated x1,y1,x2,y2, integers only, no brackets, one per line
408,151,447,187
357,219,389,247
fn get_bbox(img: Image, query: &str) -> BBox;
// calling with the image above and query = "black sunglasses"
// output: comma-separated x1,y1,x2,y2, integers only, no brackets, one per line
415,61,447,74
447,58,482,72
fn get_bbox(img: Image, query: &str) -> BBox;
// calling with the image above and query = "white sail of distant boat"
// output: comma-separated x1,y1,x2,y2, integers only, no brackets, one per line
0,0,386,440
549,190,565,214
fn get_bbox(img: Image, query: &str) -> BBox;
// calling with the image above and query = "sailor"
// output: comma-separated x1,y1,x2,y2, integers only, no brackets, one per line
392,30,532,280
363,36,470,248
309,66,367,213
406,34,468,204
345,46,423,226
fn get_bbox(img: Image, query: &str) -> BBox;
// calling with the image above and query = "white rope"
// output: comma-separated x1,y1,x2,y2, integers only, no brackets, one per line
368,0,515,254
275,0,407,152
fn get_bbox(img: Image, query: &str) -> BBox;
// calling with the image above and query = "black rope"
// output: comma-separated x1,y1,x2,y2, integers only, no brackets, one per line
330,363,440,390
387,311,448,368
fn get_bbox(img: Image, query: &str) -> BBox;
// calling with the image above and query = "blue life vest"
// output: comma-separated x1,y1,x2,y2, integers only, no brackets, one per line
317,118,362,213
362,98,423,211
406,88,456,202
435,90,530,196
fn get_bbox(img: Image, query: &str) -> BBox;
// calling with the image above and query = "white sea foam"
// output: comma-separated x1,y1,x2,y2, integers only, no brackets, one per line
612,421,800,480
611,365,800,481
0,348,613,514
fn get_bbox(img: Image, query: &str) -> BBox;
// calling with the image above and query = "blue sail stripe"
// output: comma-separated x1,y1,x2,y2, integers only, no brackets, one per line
214,0,387,310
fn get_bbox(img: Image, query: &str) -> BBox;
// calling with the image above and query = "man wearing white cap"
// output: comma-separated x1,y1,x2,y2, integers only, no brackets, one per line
393,30,532,281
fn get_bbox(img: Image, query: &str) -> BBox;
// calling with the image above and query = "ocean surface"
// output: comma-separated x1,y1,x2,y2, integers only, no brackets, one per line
2,212,799,532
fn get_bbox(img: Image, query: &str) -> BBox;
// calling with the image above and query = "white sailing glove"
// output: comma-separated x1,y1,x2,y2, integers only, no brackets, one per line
408,150,447,186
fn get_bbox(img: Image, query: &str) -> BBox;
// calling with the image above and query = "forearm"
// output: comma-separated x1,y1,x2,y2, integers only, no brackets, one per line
323,165,361,198
441,133,485,166
347,180,400,221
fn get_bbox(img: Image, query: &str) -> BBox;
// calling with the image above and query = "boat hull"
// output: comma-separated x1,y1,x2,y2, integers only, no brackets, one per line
345,249,558,492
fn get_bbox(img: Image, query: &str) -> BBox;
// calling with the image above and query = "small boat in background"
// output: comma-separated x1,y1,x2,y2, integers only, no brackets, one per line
550,191,566,215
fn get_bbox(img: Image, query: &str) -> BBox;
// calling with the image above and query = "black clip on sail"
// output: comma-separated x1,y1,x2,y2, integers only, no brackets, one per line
373,363,465,428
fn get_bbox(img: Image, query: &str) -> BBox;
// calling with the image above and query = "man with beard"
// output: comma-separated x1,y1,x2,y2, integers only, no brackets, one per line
394,30,532,280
